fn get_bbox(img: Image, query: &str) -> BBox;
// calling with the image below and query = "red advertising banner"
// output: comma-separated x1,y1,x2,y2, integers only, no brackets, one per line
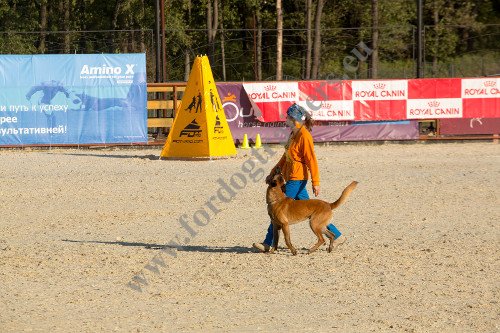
216,83,419,143
243,77,500,122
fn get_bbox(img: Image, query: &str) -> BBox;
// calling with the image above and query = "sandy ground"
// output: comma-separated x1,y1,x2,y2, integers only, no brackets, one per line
0,142,498,332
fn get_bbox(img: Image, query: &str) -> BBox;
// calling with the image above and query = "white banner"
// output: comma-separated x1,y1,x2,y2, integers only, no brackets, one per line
352,80,408,101
407,98,463,119
298,100,355,121
242,82,299,102
461,78,500,99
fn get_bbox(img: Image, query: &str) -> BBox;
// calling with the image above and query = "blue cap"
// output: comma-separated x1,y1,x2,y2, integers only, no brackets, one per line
286,103,306,121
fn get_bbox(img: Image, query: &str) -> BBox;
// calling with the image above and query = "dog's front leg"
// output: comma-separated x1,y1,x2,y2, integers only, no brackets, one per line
282,224,297,256
269,223,280,254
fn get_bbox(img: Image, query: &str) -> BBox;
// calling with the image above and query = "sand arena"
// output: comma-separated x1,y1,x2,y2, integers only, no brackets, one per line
0,142,498,332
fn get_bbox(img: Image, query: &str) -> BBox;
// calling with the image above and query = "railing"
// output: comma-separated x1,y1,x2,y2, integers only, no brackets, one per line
147,82,186,139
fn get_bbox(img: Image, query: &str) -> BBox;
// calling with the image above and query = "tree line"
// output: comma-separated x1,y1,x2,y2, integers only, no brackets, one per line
0,0,499,81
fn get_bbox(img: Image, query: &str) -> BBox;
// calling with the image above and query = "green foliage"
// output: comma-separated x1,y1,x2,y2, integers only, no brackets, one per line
0,0,498,80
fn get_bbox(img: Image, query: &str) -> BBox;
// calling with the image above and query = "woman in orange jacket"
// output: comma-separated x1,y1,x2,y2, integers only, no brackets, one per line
253,103,346,252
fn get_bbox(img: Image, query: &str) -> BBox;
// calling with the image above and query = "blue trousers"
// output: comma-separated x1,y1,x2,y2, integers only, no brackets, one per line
263,180,342,246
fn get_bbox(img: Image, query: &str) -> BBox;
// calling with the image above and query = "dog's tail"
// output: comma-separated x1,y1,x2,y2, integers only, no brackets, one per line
330,181,358,210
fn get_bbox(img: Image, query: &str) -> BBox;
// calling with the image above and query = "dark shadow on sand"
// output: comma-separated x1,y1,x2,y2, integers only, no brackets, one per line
45,153,159,160
62,239,253,254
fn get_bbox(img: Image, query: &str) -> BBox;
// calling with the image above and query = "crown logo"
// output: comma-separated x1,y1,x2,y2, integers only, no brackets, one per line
264,84,276,91
222,92,237,103
373,83,386,89
428,100,440,107
484,80,496,87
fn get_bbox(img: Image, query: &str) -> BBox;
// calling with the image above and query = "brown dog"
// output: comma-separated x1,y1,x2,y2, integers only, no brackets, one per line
266,174,358,255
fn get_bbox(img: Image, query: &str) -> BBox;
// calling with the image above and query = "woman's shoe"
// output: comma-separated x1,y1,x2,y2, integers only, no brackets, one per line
252,242,270,252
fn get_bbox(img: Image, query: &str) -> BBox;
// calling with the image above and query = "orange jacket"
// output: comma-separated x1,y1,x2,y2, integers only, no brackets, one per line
274,125,320,186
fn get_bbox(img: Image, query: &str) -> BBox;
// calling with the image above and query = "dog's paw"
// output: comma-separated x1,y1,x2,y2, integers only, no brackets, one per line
291,249,298,256
307,248,320,254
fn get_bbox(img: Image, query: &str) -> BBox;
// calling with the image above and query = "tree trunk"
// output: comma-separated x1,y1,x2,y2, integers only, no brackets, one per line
213,0,219,42
77,0,89,52
64,0,71,53
305,0,313,79
207,0,219,63
130,16,136,53
185,0,191,81
257,6,262,81
311,0,325,79
432,1,440,76
112,0,121,29
111,0,122,52
39,0,48,53
140,0,146,52
253,14,258,80
126,31,132,53
207,0,212,45
220,0,226,80
370,0,379,78
276,0,283,80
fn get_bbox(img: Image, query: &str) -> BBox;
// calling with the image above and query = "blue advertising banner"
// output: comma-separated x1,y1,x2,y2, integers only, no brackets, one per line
0,54,147,146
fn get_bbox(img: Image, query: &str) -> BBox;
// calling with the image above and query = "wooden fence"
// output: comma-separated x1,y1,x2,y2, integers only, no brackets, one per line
147,82,186,140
